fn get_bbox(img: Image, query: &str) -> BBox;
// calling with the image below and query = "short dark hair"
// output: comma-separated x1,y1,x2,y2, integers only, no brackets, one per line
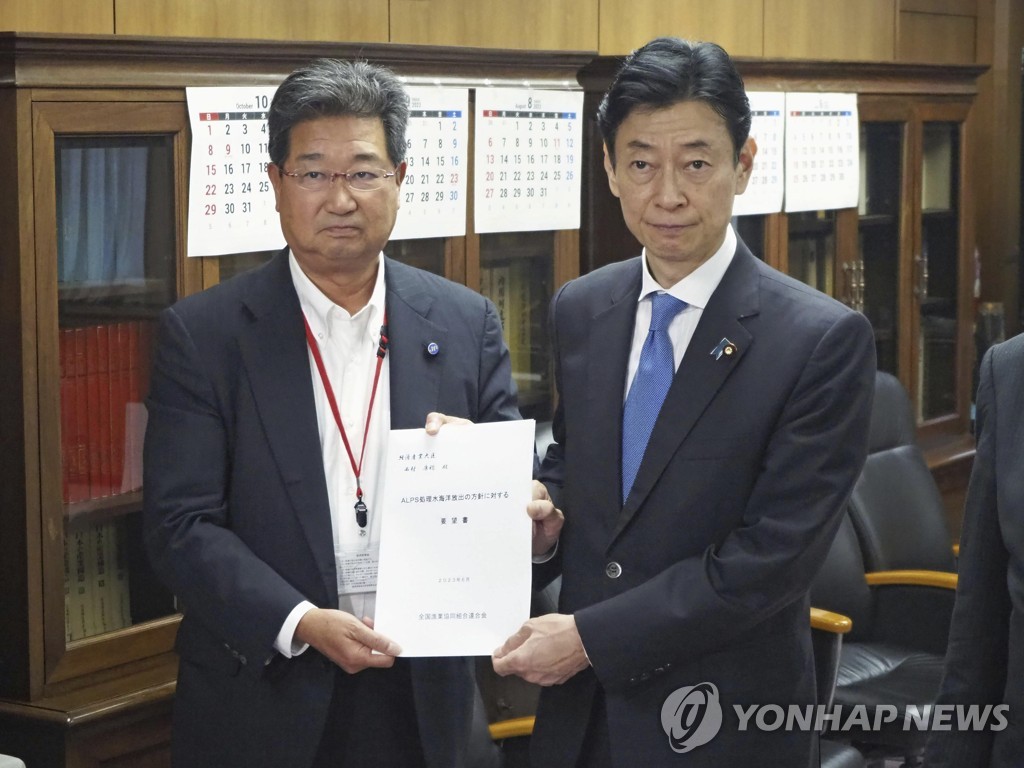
597,37,751,165
267,58,410,168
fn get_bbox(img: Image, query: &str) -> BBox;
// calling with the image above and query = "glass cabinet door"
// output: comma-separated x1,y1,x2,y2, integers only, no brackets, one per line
56,133,179,643
34,101,196,684
478,231,554,421
734,214,766,258
916,121,961,423
787,210,836,295
858,121,905,377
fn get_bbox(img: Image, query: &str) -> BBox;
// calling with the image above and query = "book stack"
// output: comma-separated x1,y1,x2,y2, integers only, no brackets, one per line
59,320,154,503
59,319,154,641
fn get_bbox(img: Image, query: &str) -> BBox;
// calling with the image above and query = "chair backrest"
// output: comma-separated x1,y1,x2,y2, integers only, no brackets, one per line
846,372,955,573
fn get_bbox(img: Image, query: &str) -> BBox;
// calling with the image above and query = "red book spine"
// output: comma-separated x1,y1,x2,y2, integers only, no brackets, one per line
59,329,72,504
84,325,103,500
110,322,128,494
126,321,142,493
71,328,89,503
96,324,112,497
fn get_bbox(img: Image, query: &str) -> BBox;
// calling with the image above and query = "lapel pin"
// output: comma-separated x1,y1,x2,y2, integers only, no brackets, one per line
710,337,738,361
426,341,440,357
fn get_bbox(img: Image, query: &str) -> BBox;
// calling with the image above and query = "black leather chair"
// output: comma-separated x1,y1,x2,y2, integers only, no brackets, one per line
848,372,957,577
810,373,959,767
813,607,869,768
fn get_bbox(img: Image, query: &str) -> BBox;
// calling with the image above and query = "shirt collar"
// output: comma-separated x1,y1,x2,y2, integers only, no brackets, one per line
289,251,387,344
638,223,736,310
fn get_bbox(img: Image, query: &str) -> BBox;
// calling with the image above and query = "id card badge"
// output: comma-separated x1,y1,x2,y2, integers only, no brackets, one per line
337,545,380,595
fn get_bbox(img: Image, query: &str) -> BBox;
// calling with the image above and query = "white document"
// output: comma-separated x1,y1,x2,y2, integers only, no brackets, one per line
374,419,535,656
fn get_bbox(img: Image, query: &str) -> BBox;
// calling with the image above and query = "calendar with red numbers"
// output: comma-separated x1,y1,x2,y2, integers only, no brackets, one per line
186,85,472,256
733,91,785,216
186,86,284,257
784,92,860,213
390,87,469,240
473,88,584,234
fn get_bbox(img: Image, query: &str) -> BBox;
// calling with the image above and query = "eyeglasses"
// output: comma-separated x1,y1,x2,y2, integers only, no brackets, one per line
278,166,397,192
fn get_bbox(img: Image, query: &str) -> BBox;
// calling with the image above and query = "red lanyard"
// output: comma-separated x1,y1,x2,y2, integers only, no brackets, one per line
303,310,389,528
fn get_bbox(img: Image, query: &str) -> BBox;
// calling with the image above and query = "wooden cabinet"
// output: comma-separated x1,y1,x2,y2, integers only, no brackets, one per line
579,58,985,537
0,33,590,766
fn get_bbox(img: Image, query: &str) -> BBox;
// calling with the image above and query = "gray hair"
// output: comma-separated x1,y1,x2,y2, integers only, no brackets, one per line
267,58,410,168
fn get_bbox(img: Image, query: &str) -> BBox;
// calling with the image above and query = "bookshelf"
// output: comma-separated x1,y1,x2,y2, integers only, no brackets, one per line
0,33,591,766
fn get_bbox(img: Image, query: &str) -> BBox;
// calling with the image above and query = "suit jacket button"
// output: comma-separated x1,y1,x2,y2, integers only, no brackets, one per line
605,561,622,579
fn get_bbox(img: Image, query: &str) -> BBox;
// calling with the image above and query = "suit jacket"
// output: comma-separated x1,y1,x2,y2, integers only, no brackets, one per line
531,241,876,767
924,332,1024,767
143,249,519,768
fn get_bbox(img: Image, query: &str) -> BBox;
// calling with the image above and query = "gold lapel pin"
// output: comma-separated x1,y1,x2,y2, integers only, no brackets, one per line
711,338,738,361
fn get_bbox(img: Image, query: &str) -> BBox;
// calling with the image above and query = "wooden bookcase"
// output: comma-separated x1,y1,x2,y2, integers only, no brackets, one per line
0,33,591,766
578,57,986,540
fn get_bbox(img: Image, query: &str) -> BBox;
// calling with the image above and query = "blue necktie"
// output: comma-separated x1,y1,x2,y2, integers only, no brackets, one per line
622,292,687,503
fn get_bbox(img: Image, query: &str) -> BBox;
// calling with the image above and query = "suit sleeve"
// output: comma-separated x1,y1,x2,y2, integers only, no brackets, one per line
143,307,307,671
573,308,876,692
923,347,1009,767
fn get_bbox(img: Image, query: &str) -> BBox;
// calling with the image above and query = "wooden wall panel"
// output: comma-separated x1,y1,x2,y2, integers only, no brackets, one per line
597,0,762,57
390,0,598,51
898,11,977,62
113,0,388,42
972,0,1021,332
901,0,977,15
0,0,113,34
764,0,896,60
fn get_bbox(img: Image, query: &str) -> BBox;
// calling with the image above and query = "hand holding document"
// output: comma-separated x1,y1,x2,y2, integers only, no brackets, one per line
373,419,535,656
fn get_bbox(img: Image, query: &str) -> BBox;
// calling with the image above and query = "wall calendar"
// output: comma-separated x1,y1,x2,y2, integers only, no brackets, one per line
784,92,860,213
473,88,584,234
186,86,282,257
185,85,472,257
733,91,786,217
390,87,469,241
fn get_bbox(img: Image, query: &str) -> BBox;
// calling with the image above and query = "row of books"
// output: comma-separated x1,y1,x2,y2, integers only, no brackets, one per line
59,320,154,504
481,259,541,391
64,520,132,641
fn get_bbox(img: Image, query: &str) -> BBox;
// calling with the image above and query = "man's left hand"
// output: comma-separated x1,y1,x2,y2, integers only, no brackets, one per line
530,480,563,557
424,411,472,434
492,613,590,686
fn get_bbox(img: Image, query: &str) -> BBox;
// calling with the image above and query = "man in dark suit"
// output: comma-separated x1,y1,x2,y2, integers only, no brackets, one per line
143,58,553,768
492,38,876,767
924,332,1024,767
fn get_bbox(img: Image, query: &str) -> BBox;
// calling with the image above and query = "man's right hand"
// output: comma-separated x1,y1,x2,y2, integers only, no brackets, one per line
294,608,402,673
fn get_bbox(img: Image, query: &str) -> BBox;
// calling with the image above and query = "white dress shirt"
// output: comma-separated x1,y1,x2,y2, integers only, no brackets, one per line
274,252,391,657
624,224,738,400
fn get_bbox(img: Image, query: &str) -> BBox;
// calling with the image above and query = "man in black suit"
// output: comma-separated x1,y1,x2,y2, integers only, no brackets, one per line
143,58,558,767
924,332,1024,767
493,37,876,767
